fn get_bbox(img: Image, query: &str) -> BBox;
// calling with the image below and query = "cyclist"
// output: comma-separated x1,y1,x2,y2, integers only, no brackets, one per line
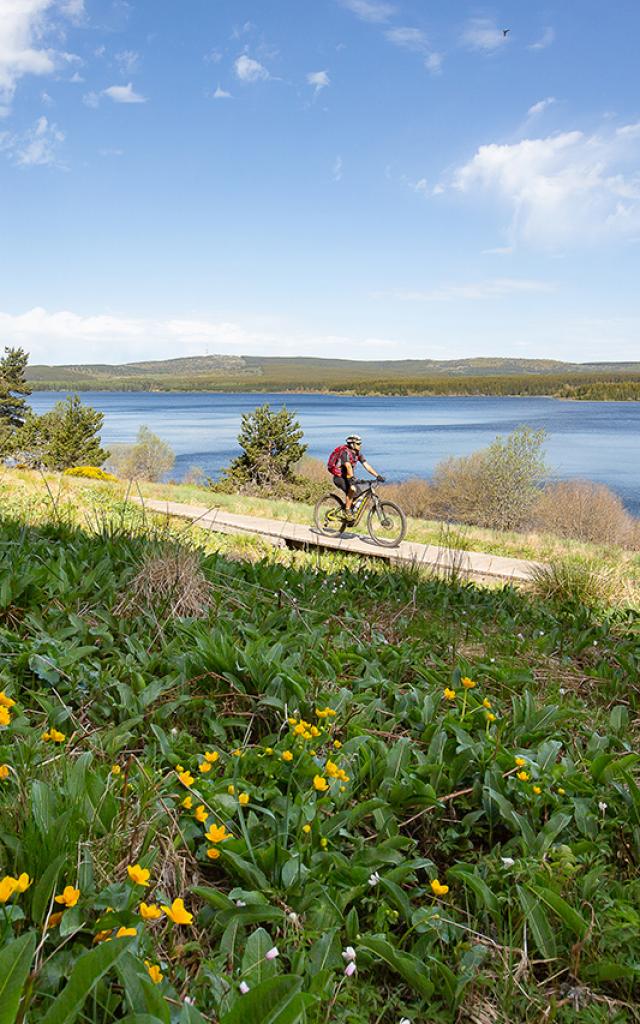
327,435,384,520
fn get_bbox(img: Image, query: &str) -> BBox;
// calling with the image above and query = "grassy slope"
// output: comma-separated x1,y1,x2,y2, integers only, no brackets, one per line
0,471,639,1022
12,470,638,603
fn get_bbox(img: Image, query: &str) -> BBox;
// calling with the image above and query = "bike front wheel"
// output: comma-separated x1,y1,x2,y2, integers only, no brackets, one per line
314,493,347,536
367,500,406,547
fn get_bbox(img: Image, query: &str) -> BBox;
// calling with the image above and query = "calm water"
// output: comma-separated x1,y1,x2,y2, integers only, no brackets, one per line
29,391,640,514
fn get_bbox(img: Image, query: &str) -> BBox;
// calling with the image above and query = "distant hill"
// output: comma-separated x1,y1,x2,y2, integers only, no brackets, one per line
26,352,640,391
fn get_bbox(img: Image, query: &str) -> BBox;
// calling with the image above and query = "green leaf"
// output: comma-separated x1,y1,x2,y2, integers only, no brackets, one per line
117,953,170,1024
40,937,133,1024
222,850,270,890
31,854,66,923
528,885,588,939
357,936,434,1000
516,886,556,958
242,928,277,987
0,931,36,1024
308,929,342,975
447,865,499,915
220,976,305,1024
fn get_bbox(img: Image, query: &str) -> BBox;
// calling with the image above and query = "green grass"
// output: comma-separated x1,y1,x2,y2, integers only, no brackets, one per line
0,469,639,1022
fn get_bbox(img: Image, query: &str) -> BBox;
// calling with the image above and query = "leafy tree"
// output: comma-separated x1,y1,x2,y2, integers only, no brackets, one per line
13,394,108,470
0,346,31,429
106,425,175,481
224,403,307,486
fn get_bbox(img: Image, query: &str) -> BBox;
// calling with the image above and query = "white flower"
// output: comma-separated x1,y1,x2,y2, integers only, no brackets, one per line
490,657,495,663
501,857,515,868
265,946,279,960
342,946,356,962
344,961,357,977
598,801,608,814
399,1019,412,1024
593,640,598,646
184,997,195,1006
368,872,381,886
288,912,300,924
239,981,250,994
235,899,246,907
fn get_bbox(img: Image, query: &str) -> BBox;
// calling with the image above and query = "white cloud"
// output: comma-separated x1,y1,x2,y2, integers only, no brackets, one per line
213,85,232,99
528,96,556,117
234,54,269,83
332,155,343,181
461,19,509,53
4,115,65,167
451,122,640,247
0,0,83,113
412,178,429,196
115,49,140,75
307,70,330,94
60,0,84,18
529,27,555,51
82,90,99,108
41,90,54,105
385,27,429,52
69,70,84,83
392,279,552,302
425,52,443,75
482,246,514,255
103,82,147,104
338,0,396,24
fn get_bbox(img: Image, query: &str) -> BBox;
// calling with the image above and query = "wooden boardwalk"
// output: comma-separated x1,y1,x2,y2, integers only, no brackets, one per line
134,498,541,583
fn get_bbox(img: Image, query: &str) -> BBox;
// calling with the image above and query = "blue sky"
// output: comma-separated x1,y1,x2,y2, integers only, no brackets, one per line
1,0,639,365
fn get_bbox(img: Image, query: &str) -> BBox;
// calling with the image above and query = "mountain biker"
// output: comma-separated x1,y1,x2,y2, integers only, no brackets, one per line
327,435,385,520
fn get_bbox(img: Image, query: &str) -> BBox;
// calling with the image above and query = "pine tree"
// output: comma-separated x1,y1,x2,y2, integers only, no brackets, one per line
0,346,31,429
226,403,307,486
13,394,109,470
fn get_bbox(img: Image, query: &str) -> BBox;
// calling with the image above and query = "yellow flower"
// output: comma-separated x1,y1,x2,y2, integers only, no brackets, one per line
313,775,329,792
139,902,163,920
482,698,492,709
532,785,542,795
515,757,527,767
443,688,456,701
287,717,297,725
485,712,496,723
182,795,193,810
310,726,320,738
320,837,328,848
302,730,312,740
194,805,208,823
333,740,342,749
557,787,566,795
227,784,235,795
231,748,242,758
0,764,10,780
116,926,137,938
294,723,306,736
177,770,195,788
111,764,121,775
176,765,184,773
516,771,530,782
48,728,66,743
316,707,336,718
198,761,212,774
204,751,219,763
15,873,31,893
0,876,18,902
282,750,293,762
161,898,193,925
206,847,220,860
430,879,449,897
302,824,311,834
264,747,274,755
41,731,51,741
146,962,163,984
46,911,64,930
205,823,231,844
325,760,339,778
340,786,346,793
0,708,12,727
127,864,151,887
55,885,80,908
93,929,112,944
238,792,250,806
0,692,16,708
461,677,476,689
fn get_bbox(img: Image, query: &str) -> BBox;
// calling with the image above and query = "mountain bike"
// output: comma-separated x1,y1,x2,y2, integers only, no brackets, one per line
313,479,407,547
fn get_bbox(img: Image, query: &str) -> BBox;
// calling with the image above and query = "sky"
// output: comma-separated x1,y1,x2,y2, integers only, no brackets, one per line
1,0,639,366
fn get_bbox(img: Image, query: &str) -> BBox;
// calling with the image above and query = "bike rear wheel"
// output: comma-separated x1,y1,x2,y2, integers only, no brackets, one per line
367,500,406,547
314,493,347,536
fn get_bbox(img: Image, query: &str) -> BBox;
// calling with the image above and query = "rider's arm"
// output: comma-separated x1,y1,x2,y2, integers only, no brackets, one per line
361,459,379,478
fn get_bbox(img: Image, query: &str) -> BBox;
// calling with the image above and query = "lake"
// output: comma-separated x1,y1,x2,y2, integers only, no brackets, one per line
28,391,640,514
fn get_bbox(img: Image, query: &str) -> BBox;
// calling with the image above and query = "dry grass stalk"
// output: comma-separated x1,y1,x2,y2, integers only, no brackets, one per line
115,546,211,619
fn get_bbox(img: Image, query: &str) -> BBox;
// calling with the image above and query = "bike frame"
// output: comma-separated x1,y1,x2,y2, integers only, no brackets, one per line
327,481,381,526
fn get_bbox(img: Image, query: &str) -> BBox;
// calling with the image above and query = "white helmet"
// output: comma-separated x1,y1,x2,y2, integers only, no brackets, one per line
345,434,362,446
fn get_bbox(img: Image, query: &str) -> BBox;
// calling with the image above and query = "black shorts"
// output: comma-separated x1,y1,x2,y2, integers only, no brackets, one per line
332,474,351,494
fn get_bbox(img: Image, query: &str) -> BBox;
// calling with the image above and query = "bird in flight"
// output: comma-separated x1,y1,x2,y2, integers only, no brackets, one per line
502,28,510,36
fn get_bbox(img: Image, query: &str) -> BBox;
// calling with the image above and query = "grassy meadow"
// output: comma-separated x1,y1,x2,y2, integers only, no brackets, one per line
0,469,639,1023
